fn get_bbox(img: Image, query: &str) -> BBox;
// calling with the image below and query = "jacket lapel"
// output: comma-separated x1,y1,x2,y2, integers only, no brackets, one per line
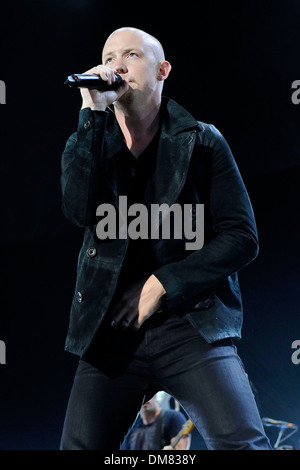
151,129,196,229
151,98,198,230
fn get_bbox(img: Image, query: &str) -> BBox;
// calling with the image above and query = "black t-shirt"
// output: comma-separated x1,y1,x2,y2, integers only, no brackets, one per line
114,129,161,292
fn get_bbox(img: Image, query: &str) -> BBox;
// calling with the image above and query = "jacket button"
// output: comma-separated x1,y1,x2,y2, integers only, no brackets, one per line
86,247,97,258
76,292,83,303
83,120,91,130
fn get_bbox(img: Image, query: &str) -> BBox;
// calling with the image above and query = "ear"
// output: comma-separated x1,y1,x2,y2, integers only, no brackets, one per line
157,60,172,81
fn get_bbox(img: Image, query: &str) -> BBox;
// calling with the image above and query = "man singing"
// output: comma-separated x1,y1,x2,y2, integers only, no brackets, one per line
60,27,271,450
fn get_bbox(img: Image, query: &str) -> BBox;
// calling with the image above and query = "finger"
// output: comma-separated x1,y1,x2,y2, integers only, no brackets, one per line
131,312,149,331
110,309,126,328
110,304,137,328
94,65,118,85
131,318,140,331
131,305,162,331
112,313,138,330
109,298,126,323
81,65,114,85
119,316,136,330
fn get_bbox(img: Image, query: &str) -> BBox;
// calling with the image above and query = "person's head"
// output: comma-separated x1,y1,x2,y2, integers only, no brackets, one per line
102,27,171,109
140,395,161,416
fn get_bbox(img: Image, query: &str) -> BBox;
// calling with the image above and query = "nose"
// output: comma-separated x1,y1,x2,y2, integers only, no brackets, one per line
114,59,128,74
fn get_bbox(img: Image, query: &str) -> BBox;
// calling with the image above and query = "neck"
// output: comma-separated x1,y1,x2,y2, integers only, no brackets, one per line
114,98,162,157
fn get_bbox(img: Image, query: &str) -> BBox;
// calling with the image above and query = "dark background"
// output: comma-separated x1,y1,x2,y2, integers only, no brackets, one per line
0,0,299,450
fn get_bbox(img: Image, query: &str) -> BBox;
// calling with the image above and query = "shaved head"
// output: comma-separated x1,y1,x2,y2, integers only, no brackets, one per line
103,27,166,62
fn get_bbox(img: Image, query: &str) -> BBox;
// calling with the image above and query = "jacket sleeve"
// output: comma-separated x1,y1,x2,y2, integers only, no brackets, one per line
61,107,109,227
153,124,259,311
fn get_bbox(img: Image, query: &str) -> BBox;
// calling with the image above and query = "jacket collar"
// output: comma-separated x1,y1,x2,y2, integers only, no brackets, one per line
106,96,199,141
160,96,199,135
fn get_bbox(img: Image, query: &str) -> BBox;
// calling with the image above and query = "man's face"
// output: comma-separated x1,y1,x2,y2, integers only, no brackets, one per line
141,397,159,414
102,29,161,103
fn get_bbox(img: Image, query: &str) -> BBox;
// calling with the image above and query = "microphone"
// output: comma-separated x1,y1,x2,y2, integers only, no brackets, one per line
262,417,298,429
64,73,123,91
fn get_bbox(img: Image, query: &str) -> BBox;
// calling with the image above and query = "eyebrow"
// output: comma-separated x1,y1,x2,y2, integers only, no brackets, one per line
103,46,144,60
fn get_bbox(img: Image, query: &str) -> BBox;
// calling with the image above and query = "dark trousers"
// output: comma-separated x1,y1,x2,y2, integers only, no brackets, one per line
60,312,272,450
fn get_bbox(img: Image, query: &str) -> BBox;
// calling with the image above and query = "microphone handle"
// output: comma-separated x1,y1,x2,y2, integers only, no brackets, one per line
64,73,123,91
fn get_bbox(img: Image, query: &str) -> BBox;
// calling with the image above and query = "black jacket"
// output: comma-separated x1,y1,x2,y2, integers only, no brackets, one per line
61,97,258,356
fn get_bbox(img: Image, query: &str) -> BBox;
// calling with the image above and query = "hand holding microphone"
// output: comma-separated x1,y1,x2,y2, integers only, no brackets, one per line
65,65,128,111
